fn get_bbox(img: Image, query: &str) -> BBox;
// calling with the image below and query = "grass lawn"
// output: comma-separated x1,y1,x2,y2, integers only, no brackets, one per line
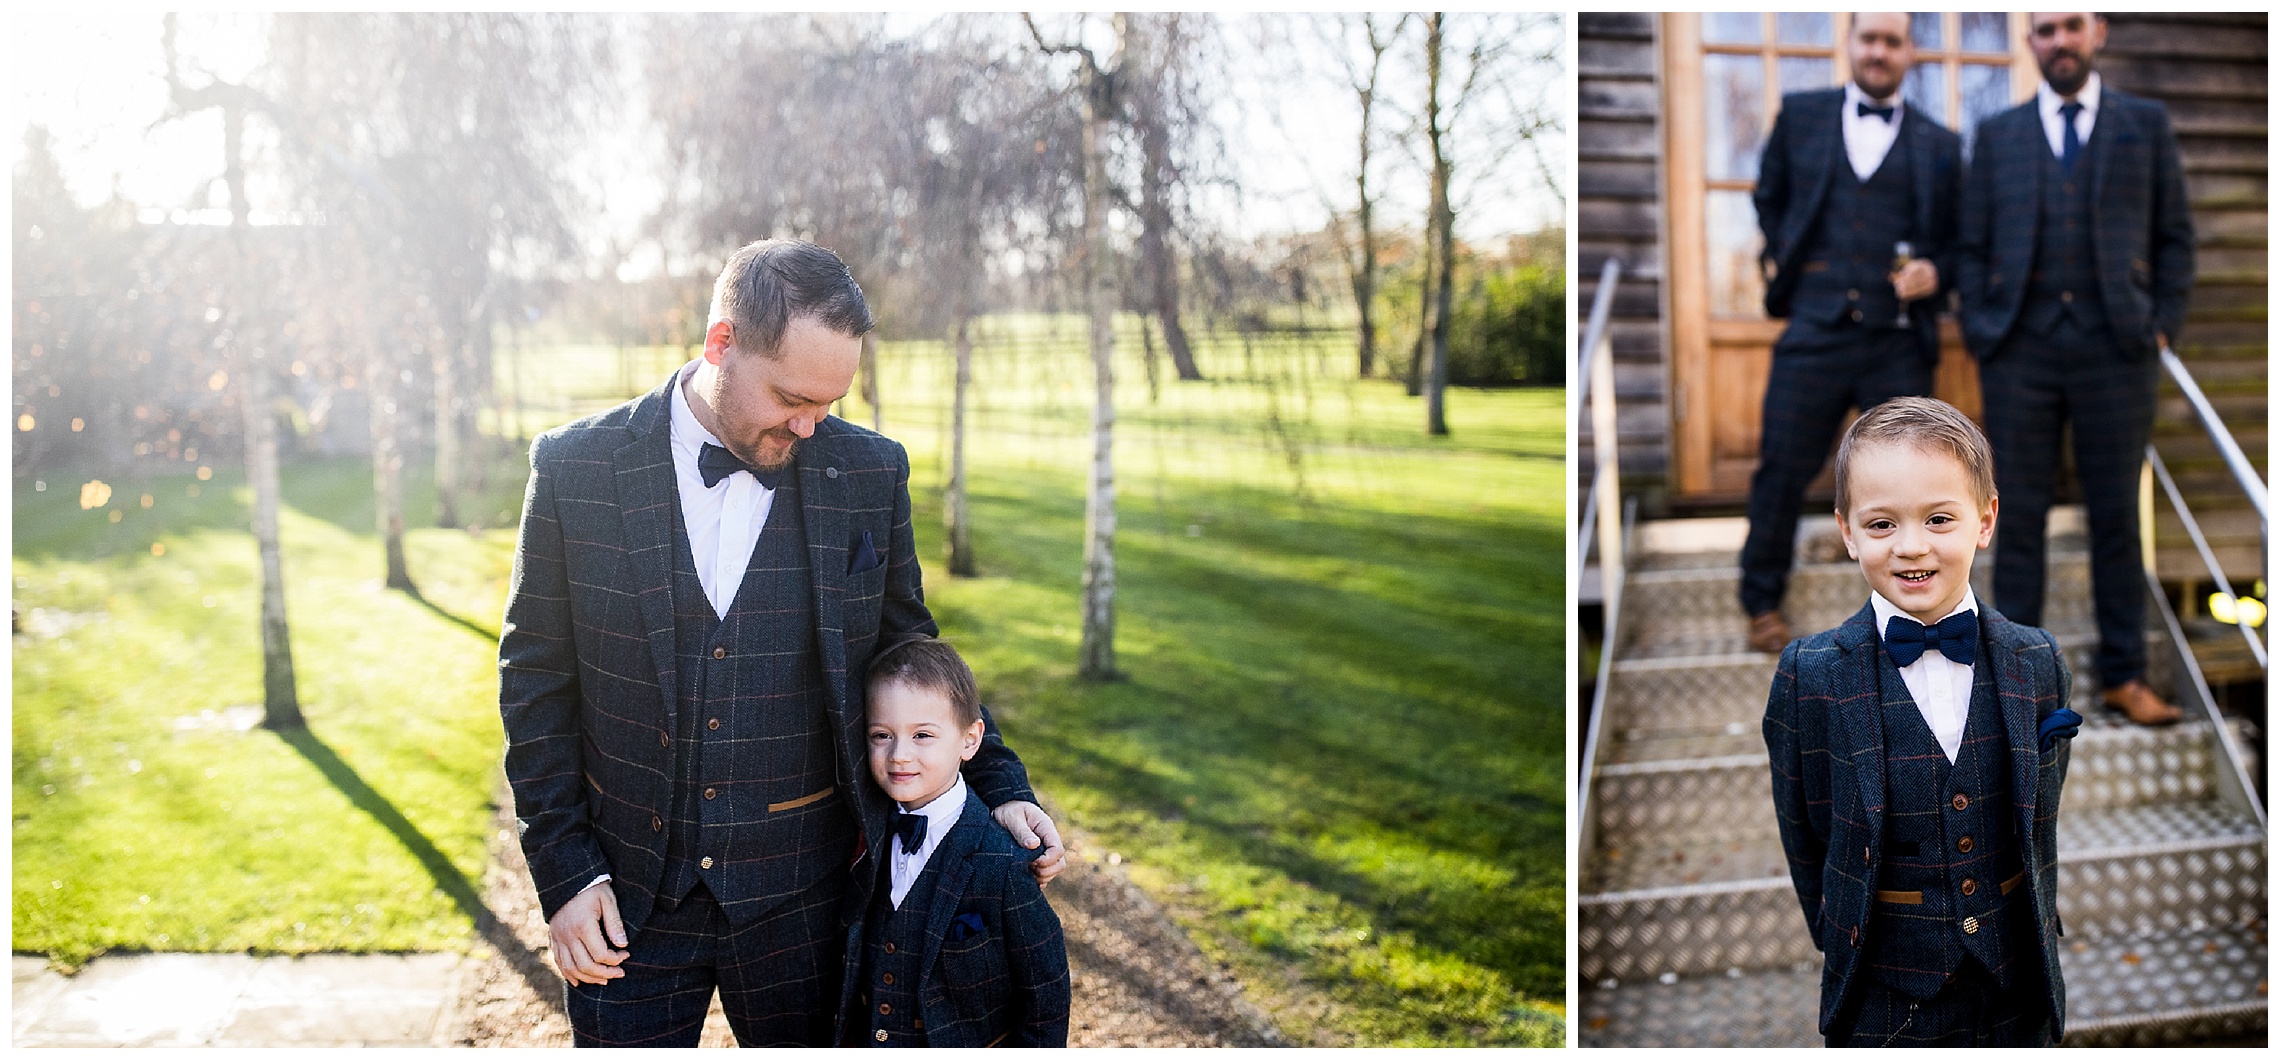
14,312,1565,1046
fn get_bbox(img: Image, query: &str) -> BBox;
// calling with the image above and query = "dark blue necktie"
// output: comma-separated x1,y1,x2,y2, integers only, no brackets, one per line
1856,101,1896,123
1884,610,1979,668
2058,101,2083,173
893,812,927,855
698,442,785,491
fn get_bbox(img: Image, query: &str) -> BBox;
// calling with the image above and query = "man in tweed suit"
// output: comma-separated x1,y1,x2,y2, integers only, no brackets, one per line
498,239,1064,1045
1742,12,1963,654
1956,12,2196,726
1764,398,2079,1045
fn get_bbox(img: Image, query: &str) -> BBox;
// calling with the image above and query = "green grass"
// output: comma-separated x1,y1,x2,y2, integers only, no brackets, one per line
12,455,526,964
14,313,1565,1046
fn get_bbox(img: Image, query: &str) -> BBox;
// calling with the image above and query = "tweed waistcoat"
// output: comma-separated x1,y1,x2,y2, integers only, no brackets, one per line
1866,652,2027,1000
655,472,852,922
2020,129,2108,336
856,843,950,1046
1793,141,1917,329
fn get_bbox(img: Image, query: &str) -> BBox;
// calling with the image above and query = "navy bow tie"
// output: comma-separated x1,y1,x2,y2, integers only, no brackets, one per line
698,442,785,491
1857,101,1896,123
1884,610,1978,668
893,812,927,855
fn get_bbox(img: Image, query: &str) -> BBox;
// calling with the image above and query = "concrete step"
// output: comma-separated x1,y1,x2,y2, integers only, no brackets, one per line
1580,800,2265,983
1578,925,2269,1047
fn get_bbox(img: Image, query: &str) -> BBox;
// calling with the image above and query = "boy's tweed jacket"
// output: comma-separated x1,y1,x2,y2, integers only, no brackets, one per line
1752,85,1964,363
498,371,1035,935
837,789,1070,1047
1762,603,2075,1038
1956,85,2195,361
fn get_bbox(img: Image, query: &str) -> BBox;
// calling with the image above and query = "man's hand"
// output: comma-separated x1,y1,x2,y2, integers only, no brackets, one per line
991,800,1066,886
1892,259,1939,303
2156,331,2172,353
548,882,629,985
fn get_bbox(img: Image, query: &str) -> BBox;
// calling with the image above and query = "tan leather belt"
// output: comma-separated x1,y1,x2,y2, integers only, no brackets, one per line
768,785,835,813
1876,870,2025,906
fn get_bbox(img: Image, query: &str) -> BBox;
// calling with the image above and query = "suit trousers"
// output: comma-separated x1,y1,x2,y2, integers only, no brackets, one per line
1980,316,2158,686
1828,955,2053,1047
1740,323,1936,616
566,874,845,1047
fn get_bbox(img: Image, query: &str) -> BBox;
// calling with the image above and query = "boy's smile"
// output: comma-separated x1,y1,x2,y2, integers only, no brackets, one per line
1836,441,1997,626
867,679,983,811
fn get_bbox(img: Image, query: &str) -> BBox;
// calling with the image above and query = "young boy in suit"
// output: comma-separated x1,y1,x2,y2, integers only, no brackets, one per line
1763,396,2081,1046
839,636,1070,1047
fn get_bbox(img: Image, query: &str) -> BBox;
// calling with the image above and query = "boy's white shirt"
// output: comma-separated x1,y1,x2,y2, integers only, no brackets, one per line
891,773,969,910
1869,587,1980,764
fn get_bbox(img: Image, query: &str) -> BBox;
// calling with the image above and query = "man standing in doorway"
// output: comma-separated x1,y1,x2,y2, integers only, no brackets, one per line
498,239,1065,1045
1957,13,2195,725
1742,12,1963,653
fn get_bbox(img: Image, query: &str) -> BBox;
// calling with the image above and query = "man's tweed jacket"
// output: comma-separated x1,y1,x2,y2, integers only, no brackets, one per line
1762,603,2075,1038
1956,84,2195,361
498,370,1035,935
1752,85,1964,364
835,789,1071,1047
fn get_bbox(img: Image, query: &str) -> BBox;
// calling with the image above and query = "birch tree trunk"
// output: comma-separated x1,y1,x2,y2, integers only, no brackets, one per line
1077,37,1120,682
859,331,882,432
1421,12,1455,435
432,336,462,528
372,342,412,589
945,309,976,577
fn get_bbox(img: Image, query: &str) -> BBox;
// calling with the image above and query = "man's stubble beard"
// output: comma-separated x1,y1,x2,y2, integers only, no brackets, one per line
2042,51,2092,97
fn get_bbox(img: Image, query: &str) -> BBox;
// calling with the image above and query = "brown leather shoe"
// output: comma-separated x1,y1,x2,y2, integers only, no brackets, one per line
2102,679,2184,726
1747,611,1794,654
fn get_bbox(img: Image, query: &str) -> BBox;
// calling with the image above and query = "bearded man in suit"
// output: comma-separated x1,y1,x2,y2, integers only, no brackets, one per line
498,238,1065,1046
1742,11,1963,653
1956,12,2196,726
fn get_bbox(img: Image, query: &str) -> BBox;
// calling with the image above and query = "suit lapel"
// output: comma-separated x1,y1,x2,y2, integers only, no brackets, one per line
915,793,990,978
1803,93,1843,223
2088,92,2118,220
796,428,852,736
614,369,685,724
1905,109,1933,240
1984,610,2044,836
1834,603,1889,824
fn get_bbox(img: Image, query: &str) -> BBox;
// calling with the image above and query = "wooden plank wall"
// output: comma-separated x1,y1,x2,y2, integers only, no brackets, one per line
1577,12,1670,512
2102,14,2267,583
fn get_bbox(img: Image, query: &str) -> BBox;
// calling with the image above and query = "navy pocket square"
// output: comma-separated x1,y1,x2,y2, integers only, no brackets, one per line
2037,707,2083,753
946,912,986,944
848,529,885,575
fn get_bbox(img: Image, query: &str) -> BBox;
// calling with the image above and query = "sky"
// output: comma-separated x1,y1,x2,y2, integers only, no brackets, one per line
13,12,1566,278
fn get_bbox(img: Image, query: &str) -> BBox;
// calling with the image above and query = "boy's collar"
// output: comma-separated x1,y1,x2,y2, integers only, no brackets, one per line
899,773,968,826
1868,586,1979,643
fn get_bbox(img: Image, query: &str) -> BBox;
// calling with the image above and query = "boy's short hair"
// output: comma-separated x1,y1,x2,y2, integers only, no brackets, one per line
1833,396,1998,514
867,635,981,729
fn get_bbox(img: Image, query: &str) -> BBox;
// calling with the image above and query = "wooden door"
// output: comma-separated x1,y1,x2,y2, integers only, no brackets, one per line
1661,12,2035,501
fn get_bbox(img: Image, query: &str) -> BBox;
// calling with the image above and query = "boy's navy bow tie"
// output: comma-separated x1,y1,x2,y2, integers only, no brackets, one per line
1857,101,1896,122
1884,610,1978,667
893,812,927,855
699,442,785,490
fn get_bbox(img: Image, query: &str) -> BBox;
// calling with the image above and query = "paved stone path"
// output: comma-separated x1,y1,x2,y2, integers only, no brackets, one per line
13,953,467,1046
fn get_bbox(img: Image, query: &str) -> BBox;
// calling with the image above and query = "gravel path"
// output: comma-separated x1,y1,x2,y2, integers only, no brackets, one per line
444,795,1284,1047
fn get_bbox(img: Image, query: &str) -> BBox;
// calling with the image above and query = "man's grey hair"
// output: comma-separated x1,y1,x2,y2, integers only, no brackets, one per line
708,239,875,358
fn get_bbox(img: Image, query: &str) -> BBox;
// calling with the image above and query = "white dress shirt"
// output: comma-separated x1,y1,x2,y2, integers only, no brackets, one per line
1870,587,1980,764
669,361,780,619
889,774,969,910
2037,71,2102,160
1841,81,1905,182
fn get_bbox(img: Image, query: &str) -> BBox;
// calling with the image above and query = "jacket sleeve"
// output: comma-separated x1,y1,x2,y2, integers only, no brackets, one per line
2145,103,2197,345
1930,128,1965,301
1754,100,1796,275
996,860,1071,1046
876,443,1036,809
1762,639,1827,947
1954,114,1999,357
499,433,612,923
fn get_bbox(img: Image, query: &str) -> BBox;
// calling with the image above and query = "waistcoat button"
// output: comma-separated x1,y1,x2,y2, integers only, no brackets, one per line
704,787,717,800
713,646,728,660
879,1003,892,1015
708,718,721,731
700,856,713,869
883,942,896,954
1957,835,1974,853
882,972,895,985
1960,877,1978,896
652,816,663,832
1962,916,1981,935
875,1029,888,1042
1952,793,1969,811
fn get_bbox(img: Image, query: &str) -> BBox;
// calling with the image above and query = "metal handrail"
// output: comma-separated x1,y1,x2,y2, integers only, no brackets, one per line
1576,259,1621,814
1576,258,1621,412
2146,565,2267,828
2160,346,2267,531
2147,446,2267,669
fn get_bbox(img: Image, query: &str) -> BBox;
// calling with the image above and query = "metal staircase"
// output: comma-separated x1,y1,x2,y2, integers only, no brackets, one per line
1576,517,2268,1047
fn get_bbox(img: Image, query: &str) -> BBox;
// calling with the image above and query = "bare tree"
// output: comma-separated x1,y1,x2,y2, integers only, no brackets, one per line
1121,14,1206,382
1328,14,1406,379
1027,12,1124,681
158,14,303,729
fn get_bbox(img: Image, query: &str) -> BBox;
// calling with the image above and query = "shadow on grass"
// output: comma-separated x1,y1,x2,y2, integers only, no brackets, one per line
277,725,561,1013
398,583,501,644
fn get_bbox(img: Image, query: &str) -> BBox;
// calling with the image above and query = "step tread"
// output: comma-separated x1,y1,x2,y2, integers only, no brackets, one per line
1579,926,2268,1047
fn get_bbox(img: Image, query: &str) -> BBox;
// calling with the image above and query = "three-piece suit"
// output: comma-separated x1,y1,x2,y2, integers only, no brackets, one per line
1763,603,2075,1045
498,368,1036,1045
1742,86,1964,619
1957,77,2195,690
837,788,1071,1047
